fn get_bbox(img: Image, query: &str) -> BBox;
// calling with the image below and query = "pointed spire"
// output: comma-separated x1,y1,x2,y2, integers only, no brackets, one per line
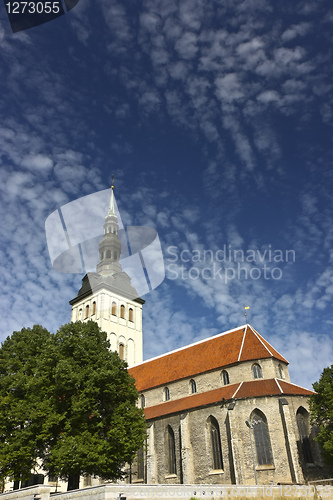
97,175,122,276
108,175,115,216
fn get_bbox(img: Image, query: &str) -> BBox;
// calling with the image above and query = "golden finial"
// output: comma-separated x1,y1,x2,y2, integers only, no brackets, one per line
244,306,250,324
111,174,115,190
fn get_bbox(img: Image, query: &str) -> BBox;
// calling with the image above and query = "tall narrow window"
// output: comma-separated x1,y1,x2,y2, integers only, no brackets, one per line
85,305,89,318
137,447,144,480
251,410,273,466
140,394,145,408
120,305,125,319
129,308,134,322
222,370,230,385
114,251,118,260
208,416,223,470
278,364,284,379
164,387,170,401
119,343,125,360
167,426,176,475
190,379,197,394
92,301,96,315
297,407,313,464
112,302,116,315
106,250,111,259
253,363,263,379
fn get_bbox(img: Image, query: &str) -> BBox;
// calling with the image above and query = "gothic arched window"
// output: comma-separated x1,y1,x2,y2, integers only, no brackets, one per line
190,379,197,394
296,407,313,464
222,370,230,385
137,447,144,480
120,305,125,319
140,394,145,408
112,302,116,315
92,301,96,315
119,343,125,360
85,305,89,318
129,308,134,322
253,363,263,379
167,426,176,475
251,410,273,466
208,416,223,470
164,387,170,401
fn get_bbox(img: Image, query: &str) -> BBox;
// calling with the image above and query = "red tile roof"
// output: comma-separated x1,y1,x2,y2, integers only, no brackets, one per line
129,325,288,392
143,379,315,420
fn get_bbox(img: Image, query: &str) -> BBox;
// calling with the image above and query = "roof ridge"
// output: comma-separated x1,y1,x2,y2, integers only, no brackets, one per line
249,325,273,356
250,325,289,364
133,324,248,368
232,381,243,399
238,327,247,362
279,379,315,394
275,378,283,393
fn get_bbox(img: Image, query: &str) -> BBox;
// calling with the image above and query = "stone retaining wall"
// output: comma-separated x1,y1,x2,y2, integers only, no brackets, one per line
2,484,333,500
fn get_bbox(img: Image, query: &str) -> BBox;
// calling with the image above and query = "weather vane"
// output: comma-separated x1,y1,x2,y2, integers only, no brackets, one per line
244,306,250,324
111,174,115,190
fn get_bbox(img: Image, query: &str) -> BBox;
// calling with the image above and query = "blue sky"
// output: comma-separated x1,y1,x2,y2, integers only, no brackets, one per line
0,0,333,389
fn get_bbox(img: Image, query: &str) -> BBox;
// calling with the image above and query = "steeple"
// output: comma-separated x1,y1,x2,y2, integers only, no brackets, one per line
96,179,122,276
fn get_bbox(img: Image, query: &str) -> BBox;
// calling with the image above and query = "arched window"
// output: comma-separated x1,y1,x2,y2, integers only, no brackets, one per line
137,447,144,480
190,379,197,394
114,251,118,260
85,305,89,318
208,416,223,470
164,387,170,401
92,301,96,315
119,343,125,360
296,407,313,464
251,410,273,466
278,364,284,379
222,370,230,385
140,394,145,408
167,426,176,475
253,363,263,379
106,250,111,259
112,302,116,315
129,308,134,322
120,305,125,319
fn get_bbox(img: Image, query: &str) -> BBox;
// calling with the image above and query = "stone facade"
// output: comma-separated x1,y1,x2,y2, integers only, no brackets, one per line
128,325,327,486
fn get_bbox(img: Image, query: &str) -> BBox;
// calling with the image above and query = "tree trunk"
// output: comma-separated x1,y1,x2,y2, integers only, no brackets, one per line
67,472,80,491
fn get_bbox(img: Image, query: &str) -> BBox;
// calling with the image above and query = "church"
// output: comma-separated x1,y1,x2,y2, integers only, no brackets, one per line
68,185,324,487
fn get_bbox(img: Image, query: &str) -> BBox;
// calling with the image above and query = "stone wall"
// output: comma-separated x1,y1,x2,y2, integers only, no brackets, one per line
137,394,320,485
141,359,290,409
2,483,333,500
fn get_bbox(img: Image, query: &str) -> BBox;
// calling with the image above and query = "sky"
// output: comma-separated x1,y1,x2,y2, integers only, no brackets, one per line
0,0,333,389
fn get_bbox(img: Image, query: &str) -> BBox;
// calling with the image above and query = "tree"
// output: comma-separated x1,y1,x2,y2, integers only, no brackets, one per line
0,325,52,487
0,321,147,490
309,365,333,466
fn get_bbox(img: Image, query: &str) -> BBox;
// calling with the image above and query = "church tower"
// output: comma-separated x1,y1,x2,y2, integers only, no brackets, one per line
69,183,144,366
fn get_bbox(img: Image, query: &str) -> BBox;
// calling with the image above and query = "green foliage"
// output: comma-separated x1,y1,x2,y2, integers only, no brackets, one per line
0,322,146,488
0,325,51,482
309,365,333,466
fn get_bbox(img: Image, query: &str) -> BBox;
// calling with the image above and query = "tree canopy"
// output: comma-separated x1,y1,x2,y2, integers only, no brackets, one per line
0,321,146,490
310,365,333,466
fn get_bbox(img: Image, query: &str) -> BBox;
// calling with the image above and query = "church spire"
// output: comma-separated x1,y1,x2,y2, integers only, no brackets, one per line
108,175,115,216
96,178,122,276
